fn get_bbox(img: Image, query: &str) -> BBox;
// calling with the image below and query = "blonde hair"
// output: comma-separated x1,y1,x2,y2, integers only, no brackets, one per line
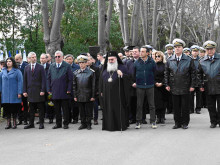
155,51,166,63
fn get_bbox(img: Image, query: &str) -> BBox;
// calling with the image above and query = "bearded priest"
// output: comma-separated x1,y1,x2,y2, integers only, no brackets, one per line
100,51,129,131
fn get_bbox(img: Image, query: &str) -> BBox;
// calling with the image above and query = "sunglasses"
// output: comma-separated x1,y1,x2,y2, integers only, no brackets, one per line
155,56,161,58
55,56,61,58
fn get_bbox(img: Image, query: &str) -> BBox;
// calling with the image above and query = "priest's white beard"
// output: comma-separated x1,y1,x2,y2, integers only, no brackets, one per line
107,61,118,72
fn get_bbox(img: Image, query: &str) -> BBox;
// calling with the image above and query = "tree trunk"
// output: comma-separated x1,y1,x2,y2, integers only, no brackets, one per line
105,0,114,52
41,0,65,58
179,0,185,39
140,0,148,44
169,0,182,43
131,0,141,46
118,0,125,43
123,0,130,46
98,0,106,53
152,0,158,48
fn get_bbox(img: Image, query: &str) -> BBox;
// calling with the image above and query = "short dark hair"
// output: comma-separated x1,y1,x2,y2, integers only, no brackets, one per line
97,52,103,56
141,46,150,53
5,57,18,69
133,46,140,51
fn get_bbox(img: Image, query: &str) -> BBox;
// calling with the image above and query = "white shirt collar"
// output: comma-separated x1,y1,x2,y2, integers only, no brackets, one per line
56,62,62,68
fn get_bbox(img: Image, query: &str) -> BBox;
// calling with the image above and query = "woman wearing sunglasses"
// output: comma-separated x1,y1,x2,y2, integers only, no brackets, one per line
154,51,167,124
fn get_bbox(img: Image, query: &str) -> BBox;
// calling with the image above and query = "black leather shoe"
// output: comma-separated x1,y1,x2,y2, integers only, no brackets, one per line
210,124,216,128
39,124,44,129
78,124,87,130
63,125,69,129
52,125,62,129
87,125,92,130
94,120,98,125
72,120,78,124
17,121,23,125
24,124,35,129
49,119,53,124
5,123,12,129
182,125,188,129
24,121,28,125
172,125,181,129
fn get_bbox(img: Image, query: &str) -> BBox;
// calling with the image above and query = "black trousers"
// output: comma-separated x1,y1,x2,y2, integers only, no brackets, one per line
129,96,137,121
18,96,28,122
4,103,21,119
78,102,93,125
72,100,79,121
172,94,190,126
190,87,202,112
207,94,220,125
68,99,79,122
53,99,69,126
29,102,44,125
166,92,173,113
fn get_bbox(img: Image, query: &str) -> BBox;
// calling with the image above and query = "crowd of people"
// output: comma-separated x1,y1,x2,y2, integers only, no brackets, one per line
0,38,220,131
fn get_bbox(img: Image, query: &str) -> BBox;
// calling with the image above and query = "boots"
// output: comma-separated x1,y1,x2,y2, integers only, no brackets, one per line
5,118,12,129
12,118,17,129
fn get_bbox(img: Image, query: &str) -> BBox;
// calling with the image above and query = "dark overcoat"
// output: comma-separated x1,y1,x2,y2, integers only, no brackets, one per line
23,63,46,102
47,61,73,100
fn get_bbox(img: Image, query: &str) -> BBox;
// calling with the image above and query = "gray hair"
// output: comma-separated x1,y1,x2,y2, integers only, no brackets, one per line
28,52,37,58
55,50,64,57
40,53,46,58
64,54,74,60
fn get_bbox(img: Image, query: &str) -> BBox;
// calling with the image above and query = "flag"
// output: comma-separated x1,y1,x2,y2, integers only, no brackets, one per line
0,50,3,61
8,51,11,57
19,50,21,55
16,50,19,54
23,50,27,62
5,50,8,59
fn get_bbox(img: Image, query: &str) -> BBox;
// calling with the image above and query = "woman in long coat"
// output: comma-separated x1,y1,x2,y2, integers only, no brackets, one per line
154,51,167,124
0,57,23,129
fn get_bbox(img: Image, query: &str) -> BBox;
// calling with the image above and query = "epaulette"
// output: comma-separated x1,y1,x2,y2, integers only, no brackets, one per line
90,68,95,72
74,69,80,74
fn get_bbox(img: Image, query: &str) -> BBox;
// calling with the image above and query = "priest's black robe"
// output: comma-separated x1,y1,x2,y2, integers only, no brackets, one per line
100,64,129,131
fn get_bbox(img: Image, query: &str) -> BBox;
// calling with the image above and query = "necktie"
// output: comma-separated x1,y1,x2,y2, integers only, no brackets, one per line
58,64,60,68
177,57,179,65
32,65,34,72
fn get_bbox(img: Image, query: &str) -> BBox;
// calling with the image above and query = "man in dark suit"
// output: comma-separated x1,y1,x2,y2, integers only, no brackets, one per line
47,51,73,129
64,54,80,124
23,52,46,129
15,53,29,125
40,53,54,124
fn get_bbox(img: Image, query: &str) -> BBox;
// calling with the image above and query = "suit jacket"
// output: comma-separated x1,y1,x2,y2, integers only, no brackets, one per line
23,63,46,102
19,61,28,75
47,61,73,100
71,63,80,72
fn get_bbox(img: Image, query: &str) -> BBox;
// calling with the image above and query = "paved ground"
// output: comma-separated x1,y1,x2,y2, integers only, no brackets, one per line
0,108,220,165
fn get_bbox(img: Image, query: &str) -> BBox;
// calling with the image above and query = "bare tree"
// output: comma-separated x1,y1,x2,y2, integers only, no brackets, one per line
131,0,141,46
152,0,158,48
98,0,106,53
166,0,183,43
140,0,149,44
41,0,65,58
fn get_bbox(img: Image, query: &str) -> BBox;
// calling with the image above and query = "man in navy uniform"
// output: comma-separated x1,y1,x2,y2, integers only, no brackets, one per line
15,53,29,125
198,41,220,128
73,55,96,130
23,52,46,129
165,39,196,129
190,45,202,114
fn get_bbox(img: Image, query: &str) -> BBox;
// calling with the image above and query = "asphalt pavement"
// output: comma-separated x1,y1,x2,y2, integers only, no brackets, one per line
0,108,220,165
